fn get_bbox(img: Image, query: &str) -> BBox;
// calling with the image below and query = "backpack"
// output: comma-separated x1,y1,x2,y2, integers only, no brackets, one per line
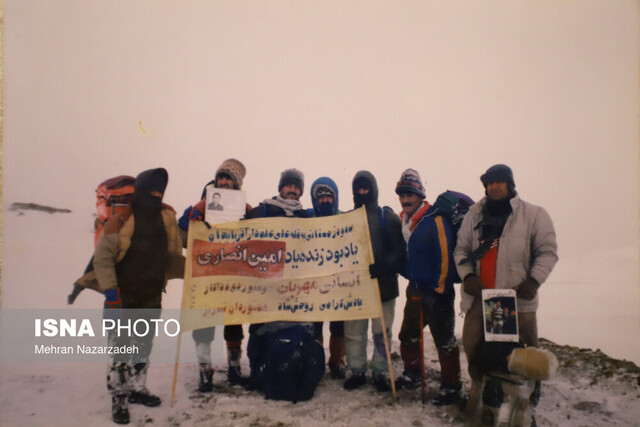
428,190,474,283
68,175,136,304
94,175,136,247
261,324,325,403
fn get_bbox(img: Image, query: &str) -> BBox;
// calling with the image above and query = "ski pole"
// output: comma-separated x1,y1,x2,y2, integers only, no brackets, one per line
419,298,425,404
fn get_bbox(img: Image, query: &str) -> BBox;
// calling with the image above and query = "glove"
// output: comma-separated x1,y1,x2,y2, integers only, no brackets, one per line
104,288,123,321
369,263,385,279
516,277,540,300
462,274,483,299
178,199,207,231
192,199,206,219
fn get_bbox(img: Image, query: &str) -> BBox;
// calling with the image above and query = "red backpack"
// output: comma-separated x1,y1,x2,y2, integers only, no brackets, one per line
93,175,135,247
68,175,135,304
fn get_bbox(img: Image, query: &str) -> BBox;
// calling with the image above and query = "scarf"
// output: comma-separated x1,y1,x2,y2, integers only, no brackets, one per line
400,202,430,243
263,196,304,217
459,197,512,266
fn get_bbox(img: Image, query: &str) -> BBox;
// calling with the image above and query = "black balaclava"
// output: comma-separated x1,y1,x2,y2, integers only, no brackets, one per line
116,168,169,298
352,170,379,209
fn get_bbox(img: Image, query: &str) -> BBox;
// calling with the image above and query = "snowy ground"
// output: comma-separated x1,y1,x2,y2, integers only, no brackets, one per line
1,338,639,427
1,207,639,426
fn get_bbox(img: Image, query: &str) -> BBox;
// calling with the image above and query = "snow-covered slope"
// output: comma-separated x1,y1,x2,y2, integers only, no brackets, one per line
1,207,639,426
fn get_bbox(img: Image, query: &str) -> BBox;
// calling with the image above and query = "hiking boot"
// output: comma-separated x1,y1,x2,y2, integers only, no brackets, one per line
198,368,214,393
111,394,130,425
395,370,420,390
227,365,249,387
243,372,262,391
328,362,346,380
128,388,161,407
343,372,366,390
432,384,462,406
372,372,391,392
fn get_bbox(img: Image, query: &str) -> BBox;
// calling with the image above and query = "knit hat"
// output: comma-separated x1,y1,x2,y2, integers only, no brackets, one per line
215,158,246,189
278,168,304,194
480,164,516,193
313,184,336,200
395,168,426,199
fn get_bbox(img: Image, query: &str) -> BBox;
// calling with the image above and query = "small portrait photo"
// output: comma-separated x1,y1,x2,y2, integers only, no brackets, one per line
482,289,519,342
207,191,224,211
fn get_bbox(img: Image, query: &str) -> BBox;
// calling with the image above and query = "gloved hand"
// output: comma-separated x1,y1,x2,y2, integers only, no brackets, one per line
516,277,540,300
462,274,484,299
104,288,123,321
192,199,206,219
178,200,206,230
369,263,386,279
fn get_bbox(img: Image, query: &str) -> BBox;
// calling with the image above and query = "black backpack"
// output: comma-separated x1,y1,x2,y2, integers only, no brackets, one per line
261,324,325,403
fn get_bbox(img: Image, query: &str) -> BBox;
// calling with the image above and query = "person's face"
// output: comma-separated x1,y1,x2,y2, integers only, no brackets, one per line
486,181,510,201
212,194,221,204
356,187,370,195
317,194,334,205
280,184,302,200
399,193,422,218
150,190,164,199
216,174,235,189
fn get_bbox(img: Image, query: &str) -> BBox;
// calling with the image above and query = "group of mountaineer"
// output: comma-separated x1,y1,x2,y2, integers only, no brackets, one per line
90,159,558,425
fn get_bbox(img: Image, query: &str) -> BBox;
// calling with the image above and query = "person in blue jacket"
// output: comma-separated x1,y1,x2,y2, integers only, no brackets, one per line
394,168,462,406
306,177,346,379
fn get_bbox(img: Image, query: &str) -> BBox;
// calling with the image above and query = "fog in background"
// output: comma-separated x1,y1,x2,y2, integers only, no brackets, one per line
2,1,639,362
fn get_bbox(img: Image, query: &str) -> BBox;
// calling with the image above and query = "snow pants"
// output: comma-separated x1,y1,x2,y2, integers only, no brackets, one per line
192,324,245,366
344,298,395,375
313,321,345,366
106,293,160,396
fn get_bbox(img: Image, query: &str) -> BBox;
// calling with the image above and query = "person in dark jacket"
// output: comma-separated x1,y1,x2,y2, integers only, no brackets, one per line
95,168,184,425
393,168,462,406
178,158,251,390
244,168,310,390
307,177,346,379
343,170,405,392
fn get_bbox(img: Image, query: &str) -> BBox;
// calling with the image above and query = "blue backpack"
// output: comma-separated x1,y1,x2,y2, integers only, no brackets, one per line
428,190,474,283
261,324,325,403
430,191,474,234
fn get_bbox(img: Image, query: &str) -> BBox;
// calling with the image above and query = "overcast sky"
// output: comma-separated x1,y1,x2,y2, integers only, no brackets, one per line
2,1,639,359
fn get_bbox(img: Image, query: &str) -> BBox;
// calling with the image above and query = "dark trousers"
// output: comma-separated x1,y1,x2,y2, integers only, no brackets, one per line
398,282,461,386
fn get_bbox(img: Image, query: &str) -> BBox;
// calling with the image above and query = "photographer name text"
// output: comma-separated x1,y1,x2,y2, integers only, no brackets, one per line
35,344,139,355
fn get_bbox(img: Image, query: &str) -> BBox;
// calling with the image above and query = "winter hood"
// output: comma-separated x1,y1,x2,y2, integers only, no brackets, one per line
134,168,168,199
310,177,339,216
352,170,379,209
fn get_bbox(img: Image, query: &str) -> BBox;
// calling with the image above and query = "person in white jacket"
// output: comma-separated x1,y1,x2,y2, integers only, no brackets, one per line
454,164,558,403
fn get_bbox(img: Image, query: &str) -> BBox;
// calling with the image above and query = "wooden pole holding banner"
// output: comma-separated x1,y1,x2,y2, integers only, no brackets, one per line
171,218,195,408
360,207,398,401
170,325,183,407
378,296,398,401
